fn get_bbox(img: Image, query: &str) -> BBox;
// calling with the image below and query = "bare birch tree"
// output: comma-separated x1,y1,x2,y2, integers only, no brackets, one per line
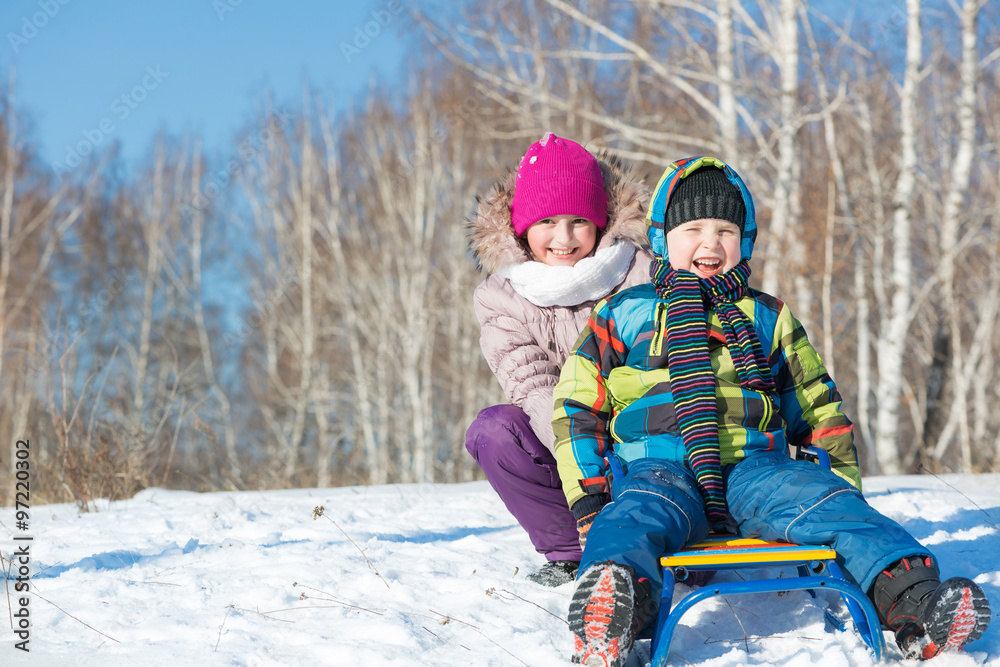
872,0,921,474
0,74,91,501
926,0,980,471
317,106,387,485
238,97,325,487
185,142,238,473
755,0,805,309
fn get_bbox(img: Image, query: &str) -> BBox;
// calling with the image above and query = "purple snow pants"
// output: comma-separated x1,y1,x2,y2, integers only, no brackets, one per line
465,405,582,563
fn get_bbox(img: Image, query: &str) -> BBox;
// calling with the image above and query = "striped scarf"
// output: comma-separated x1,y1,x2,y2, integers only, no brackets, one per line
649,258,775,523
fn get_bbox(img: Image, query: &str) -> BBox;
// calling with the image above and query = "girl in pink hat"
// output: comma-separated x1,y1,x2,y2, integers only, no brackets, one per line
465,133,653,586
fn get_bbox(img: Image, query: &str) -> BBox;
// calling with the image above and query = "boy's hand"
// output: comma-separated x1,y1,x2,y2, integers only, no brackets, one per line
571,494,609,550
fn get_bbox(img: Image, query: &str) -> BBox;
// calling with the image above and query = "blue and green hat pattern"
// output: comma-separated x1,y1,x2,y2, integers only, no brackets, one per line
646,156,757,263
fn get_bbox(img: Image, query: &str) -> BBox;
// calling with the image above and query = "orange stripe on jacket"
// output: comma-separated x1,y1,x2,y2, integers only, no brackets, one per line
589,316,626,354
804,424,853,444
593,374,607,413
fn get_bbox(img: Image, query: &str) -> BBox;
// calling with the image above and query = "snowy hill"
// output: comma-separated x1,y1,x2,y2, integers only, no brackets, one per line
2,474,999,666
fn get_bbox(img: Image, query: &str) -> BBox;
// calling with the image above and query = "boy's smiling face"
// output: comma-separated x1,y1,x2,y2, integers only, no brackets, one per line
665,218,742,278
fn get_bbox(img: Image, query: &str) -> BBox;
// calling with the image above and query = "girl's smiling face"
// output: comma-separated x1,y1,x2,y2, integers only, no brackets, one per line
526,215,599,267
665,218,742,278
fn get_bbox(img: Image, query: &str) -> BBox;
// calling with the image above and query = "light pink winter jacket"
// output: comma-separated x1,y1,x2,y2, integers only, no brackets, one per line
468,152,652,453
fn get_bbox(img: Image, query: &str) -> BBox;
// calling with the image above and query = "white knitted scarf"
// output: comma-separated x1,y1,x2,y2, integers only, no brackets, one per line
497,241,635,308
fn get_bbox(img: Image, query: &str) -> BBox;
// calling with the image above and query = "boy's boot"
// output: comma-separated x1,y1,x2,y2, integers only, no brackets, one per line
872,556,990,659
568,561,650,667
526,560,578,587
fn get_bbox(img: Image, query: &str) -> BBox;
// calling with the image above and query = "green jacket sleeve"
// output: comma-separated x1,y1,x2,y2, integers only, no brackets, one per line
553,298,624,509
770,304,863,490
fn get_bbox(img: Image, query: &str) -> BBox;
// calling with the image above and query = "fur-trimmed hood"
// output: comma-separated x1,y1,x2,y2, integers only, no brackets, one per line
467,150,651,275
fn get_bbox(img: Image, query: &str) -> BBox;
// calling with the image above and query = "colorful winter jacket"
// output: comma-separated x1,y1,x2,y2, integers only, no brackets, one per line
552,157,861,510
469,151,653,452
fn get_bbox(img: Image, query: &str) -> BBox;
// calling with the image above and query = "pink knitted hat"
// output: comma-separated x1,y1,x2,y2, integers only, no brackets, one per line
510,133,608,237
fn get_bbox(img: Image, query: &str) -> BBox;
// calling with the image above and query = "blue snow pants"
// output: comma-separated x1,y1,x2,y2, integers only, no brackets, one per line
580,451,931,628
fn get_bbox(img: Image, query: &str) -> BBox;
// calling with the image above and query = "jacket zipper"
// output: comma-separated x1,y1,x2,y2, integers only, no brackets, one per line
651,302,666,358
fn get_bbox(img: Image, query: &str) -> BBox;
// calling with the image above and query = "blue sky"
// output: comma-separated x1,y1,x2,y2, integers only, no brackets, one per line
0,0,418,171
0,0,951,175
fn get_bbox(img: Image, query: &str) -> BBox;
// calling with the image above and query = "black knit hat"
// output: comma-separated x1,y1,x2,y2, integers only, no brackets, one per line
665,167,746,232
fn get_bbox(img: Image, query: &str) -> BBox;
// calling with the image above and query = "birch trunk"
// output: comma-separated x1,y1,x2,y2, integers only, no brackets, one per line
760,0,804,312
402,106,431,483
803,14,845,377
874,0,921,474
934,0,979,471
284,99,316,484
133,146,166,424
822,179,836,377
984,241,1000,467
188,143,238,473
318,109,385,485
854,86,888,466
315,368,332,487
716,0,739,164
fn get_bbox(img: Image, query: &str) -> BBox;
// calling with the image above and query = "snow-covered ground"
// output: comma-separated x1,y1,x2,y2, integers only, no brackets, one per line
2,474,999,666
